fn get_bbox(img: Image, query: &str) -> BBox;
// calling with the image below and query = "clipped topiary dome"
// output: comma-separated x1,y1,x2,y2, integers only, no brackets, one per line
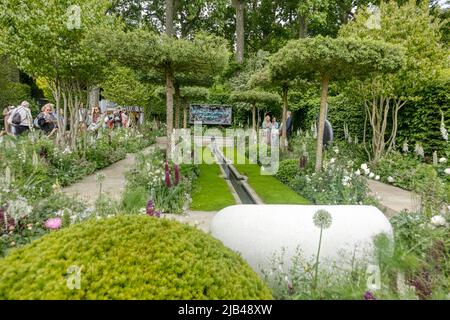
0,215,272,300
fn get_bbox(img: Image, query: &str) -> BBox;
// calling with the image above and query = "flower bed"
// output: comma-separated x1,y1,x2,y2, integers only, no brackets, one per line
0,126,159,256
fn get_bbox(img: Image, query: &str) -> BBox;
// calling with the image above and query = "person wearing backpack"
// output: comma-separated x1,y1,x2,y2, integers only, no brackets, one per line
8,101,33,136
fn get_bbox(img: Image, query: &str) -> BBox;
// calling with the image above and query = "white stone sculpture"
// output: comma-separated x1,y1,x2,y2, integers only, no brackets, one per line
210,205,393,274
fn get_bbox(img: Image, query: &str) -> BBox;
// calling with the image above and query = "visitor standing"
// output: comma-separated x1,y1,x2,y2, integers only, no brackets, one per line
87,105,102,133
121,110,129,128
8,101,33,136
262,114,273,145
272,117,279,130
36,103,58,137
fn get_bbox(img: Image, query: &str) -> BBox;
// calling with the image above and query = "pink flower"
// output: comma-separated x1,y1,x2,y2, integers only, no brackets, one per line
45,218,62,230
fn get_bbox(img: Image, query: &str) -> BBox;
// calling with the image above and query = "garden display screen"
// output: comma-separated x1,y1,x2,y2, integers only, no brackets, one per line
189,105,232,125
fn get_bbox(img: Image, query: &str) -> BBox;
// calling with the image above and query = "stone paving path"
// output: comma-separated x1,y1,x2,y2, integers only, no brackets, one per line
62,137,167,206
367,179,417,217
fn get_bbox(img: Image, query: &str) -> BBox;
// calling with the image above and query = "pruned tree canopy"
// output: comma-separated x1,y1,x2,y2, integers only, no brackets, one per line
230,90,281,105
269,36,405,82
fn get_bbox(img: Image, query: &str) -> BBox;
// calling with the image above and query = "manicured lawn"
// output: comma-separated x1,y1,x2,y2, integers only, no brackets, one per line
224,147,310,205
190,148,236,211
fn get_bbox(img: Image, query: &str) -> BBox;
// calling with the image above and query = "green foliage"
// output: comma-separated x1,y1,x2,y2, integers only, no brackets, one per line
230,90,281,106
0,0,114,84
374,151,448,204
0,59,30,111
276,159,301,185
267,211,450,300
101,66,153,108
397,76,450,155
123,151,193,214
227,148,310,204
0,193,90,257
269,36,405,82
190,163,236,211
340,1,448,95
0,215,273,300
0,128,156,200
290,160,376,206
121,186,149,214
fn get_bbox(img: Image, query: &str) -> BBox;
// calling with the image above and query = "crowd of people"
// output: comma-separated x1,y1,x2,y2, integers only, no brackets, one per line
261,111,293,146
1,101,136,138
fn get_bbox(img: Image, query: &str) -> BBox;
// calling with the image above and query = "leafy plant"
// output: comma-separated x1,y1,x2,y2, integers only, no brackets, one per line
0,215,273,300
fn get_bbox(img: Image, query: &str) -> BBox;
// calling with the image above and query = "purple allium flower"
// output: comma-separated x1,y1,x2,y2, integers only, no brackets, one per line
154,211,161,218
174,164,180,186
44,218,62,230
165,162,172,188
363,291,376,300
146,199,154,216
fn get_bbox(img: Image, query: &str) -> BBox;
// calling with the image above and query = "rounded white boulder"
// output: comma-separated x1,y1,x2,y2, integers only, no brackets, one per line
210,205,393,274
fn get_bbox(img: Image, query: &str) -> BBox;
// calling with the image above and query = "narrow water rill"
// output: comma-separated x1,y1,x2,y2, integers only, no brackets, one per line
210,140,259,205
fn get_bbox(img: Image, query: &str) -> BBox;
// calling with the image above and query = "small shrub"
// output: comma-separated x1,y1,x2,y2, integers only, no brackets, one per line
0,215,272,300
276,159,301,185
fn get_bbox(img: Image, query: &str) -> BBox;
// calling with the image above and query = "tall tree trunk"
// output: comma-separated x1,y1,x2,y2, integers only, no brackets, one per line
299,15,307,38
315,75,330,172
165,0,175,36
175,83,180,129
233,0,245,64
89,86,100,109
257,107,261,129
165,67,174,160
281,86,289,150
252,102,256,132
183,99,188,129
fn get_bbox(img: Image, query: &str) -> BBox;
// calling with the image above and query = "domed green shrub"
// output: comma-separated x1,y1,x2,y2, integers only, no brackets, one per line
0,215,272,300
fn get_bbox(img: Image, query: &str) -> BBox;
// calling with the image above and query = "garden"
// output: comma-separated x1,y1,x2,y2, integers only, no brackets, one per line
0,0,449,301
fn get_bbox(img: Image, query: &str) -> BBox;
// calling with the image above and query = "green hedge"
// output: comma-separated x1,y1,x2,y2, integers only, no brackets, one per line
0,215,272,300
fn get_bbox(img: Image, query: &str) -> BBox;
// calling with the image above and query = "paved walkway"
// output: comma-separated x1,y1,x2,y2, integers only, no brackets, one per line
63,138,166,206
367,180,416,217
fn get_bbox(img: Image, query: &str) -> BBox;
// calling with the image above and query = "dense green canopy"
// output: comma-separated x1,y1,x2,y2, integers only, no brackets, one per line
230,90,281,105
269,36,405,171
269,36,405,82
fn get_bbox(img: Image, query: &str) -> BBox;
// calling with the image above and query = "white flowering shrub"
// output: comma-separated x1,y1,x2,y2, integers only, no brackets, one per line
290,158,377,205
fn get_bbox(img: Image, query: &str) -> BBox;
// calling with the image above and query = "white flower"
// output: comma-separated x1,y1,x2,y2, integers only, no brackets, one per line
361,163,368,170
375,175,380,181
364,168,371,176
369,172,375,179
333,146,339,154
329,158,336,164
387,176,395,183
444,168,450,175
430,215,446,227
414,143,424,157
355,169,361,176
342,176,351,187
439,158,448,164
